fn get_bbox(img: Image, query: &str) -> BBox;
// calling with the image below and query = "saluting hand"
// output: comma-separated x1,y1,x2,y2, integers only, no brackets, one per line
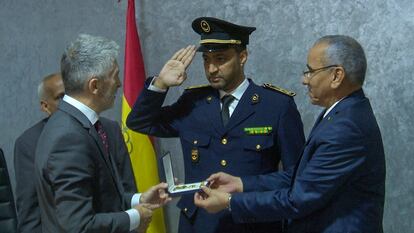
154,45,197,89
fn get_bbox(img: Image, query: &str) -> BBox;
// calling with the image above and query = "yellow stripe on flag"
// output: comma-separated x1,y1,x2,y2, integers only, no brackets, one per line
121,96,166,233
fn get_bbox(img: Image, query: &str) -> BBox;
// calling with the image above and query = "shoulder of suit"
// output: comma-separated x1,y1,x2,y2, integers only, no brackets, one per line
184,84,212,91
15,118,47,148
262,83,296,97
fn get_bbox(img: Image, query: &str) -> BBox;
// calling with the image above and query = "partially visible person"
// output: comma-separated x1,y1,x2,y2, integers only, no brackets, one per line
194,35,386,233
126,17,305,233
34,34,170,233
14,73,64,233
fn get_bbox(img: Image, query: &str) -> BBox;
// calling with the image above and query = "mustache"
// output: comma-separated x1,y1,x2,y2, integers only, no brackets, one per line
208,75,223,79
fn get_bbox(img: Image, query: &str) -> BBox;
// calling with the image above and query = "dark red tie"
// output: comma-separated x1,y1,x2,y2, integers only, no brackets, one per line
94,120,109,154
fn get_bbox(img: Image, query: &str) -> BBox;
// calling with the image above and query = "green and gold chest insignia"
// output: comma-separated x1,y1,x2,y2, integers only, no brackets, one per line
244,126,273,135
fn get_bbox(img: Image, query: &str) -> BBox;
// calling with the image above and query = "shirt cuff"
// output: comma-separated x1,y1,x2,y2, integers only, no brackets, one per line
131,193,142,207
148,76,168,93
125,208,140,231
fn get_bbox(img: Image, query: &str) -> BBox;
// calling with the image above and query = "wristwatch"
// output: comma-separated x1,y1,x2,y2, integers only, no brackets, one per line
227,194,232,212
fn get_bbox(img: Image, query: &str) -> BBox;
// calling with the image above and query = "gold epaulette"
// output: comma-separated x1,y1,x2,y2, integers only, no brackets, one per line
262,83,296,97
185,84,211,90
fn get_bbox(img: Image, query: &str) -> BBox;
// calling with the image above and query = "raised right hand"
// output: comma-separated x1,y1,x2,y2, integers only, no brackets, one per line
154,45,196,89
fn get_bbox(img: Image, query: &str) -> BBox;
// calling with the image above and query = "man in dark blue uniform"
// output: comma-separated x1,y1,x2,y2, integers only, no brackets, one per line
127,17,305,233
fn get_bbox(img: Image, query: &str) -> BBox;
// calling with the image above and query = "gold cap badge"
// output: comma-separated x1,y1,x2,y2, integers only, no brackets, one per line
201,20,210,33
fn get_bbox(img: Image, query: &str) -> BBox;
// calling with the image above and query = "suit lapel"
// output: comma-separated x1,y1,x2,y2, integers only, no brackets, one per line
90,120,125,200
101,119,127,196
225,81,257,131
307,89,366,144
295,89,366,178
306,109,327,144
90,127,114,171
59,102,124,200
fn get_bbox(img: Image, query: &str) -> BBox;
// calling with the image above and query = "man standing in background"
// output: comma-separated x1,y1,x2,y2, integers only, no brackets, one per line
127,17,305,233
14,73,64,232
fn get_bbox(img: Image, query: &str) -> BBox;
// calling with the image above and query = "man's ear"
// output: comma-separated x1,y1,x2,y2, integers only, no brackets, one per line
331,67,345,89
40,100,51,115
239,49,248,67
88,77,99,94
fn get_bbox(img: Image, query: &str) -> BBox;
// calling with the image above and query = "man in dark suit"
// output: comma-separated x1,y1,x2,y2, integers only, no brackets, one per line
15,75,138,232
34,34,170,233
126,17,304,233
14,73,64,233
194,35,386,233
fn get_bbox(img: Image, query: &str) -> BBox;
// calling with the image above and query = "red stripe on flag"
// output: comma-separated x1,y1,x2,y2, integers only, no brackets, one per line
123,0,146,107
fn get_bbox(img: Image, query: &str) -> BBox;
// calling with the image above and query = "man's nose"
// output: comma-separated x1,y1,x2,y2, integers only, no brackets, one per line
302,75,309,86
208,63,218,74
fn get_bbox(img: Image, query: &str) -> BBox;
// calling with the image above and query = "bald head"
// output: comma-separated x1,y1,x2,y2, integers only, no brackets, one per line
38,73,65,115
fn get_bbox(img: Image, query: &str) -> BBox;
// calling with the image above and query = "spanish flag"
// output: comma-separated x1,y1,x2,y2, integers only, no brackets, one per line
121,0,166,232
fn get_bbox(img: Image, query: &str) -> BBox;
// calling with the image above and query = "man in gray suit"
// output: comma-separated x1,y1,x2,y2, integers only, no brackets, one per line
14,73,64,233
34,34,170,233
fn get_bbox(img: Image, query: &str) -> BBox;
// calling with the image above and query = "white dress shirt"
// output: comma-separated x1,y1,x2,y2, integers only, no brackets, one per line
218,78,249,117
323,97,345,118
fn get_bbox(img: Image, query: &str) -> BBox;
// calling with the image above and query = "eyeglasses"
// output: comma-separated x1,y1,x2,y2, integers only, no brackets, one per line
303,64,341,79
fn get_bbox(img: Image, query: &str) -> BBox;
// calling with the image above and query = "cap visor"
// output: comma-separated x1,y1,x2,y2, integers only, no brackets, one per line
196,44,232,52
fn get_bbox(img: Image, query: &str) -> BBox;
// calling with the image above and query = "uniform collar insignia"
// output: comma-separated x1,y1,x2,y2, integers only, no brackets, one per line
251,93,259,104
206,96,212,103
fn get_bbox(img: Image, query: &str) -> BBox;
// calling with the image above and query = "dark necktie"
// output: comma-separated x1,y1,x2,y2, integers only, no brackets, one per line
221,95,235,126
94,120,109,154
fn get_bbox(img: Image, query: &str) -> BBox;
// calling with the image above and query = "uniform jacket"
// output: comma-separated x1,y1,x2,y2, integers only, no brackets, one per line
127,78,305,233
34,101,135,233
231,89,385,233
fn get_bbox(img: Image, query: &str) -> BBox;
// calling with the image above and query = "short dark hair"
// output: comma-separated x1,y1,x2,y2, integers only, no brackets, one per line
230,44,247,53
315,35,367,86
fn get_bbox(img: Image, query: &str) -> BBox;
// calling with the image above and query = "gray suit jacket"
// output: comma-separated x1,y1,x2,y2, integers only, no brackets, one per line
34,101,134,233
15,115,137,233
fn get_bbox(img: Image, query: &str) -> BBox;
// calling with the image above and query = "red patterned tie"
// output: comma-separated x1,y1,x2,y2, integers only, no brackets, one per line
94,120,109,154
